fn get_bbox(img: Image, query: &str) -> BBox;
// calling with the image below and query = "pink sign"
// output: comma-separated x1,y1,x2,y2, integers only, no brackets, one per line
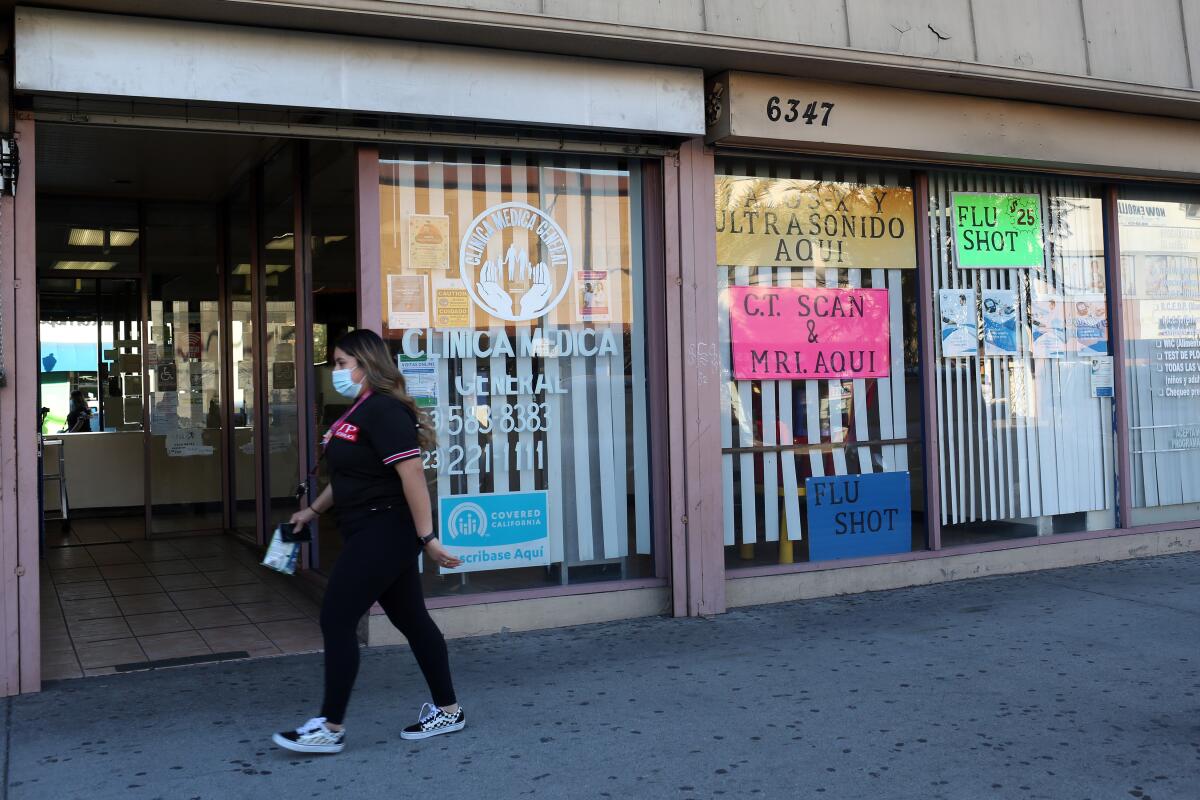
727,287,891,380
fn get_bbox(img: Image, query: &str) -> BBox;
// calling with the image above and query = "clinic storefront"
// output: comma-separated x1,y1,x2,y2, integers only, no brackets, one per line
705,73,1200,608
361,147,678,643
398,70,1200,624
6,7,705,686
7,8,1200,693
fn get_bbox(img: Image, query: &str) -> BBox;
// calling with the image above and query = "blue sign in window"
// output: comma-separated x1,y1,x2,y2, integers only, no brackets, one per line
805,472,912,561
438,491,551,574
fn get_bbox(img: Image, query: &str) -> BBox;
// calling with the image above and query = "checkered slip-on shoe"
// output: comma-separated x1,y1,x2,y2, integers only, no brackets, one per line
272,717,345,754
400,703,466,740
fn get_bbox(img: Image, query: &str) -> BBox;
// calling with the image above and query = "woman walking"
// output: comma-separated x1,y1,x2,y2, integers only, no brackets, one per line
273,329,465,754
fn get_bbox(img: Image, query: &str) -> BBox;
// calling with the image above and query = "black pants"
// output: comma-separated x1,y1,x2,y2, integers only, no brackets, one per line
319,508,456,724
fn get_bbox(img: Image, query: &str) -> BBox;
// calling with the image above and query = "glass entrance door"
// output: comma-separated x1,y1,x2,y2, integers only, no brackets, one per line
38,142,341,548
260,146,303,532
38,276,146,540
226,184,261,541
145,204,226,536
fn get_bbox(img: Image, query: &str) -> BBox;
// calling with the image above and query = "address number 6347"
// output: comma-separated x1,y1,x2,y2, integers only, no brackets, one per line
766,97,835,126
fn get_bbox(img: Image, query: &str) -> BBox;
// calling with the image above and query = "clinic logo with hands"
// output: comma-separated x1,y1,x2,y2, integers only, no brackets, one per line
460,201,573,323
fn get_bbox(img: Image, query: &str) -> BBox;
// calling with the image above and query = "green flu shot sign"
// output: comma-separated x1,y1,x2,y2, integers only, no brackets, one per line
952,192,1044,268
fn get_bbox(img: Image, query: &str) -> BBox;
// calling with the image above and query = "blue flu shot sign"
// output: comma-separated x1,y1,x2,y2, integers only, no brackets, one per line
805,472,911,561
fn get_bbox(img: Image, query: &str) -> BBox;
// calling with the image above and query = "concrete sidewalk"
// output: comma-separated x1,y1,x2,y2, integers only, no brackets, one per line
5,553,1199,800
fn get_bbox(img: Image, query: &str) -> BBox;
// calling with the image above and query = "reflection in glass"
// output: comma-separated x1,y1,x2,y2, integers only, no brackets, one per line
308,142,358,572
378,148,654,596
714,158,927,567
98,279,143,433
227,183,259,539
38,277,146,531
39,278,101,434
261,147,302,526
146,204,225,535
931,171,1116,546
39,277,143,434
1118,188,1200,525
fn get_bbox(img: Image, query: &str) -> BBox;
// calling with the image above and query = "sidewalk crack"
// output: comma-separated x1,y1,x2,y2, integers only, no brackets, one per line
1042,579,1200,618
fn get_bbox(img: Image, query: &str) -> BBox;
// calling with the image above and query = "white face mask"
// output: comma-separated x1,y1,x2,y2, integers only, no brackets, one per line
331,368,362,399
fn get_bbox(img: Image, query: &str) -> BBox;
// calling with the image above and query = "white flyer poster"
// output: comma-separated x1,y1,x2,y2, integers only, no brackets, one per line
407,214,451,271
982,289,1020,357
574,270,612,323
398,354,438,409
165,428,214,458
1030,289,1067,359
1089,355,1114,398
1068,294,1109,356
387,274,429,330
938,288,978,357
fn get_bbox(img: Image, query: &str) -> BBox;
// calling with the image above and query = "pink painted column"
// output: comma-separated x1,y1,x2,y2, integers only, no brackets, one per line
663,151,689,617
14,113,39,693
674,139,725,617
0,138,19,696
355,146,382,334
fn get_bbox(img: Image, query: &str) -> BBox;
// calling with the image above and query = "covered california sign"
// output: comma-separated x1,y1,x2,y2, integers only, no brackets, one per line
438,491,551,574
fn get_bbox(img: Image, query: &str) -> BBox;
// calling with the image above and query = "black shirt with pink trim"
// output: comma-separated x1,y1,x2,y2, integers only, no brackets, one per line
324,392,422,515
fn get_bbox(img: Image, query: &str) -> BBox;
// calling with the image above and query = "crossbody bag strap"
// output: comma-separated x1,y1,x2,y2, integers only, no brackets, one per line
297,389,374,500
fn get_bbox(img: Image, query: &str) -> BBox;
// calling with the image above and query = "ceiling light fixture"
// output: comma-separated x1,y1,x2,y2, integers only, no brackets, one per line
67,228,139,248
67,228,104,247
231,264,291,276
53,260,119,271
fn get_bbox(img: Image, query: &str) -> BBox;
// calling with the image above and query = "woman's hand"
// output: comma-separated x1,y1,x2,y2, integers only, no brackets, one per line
424,538,463,569
289,507,317,533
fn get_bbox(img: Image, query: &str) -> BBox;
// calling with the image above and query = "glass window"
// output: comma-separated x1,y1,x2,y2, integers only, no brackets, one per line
378,148,655,596
39,277,101,434
97,278,143,434
307,141,359,571
145,203,225,535
1118,187,1200,525
929,171,1116,546
226,181,258,540
714,157,926,568
260,147,303,530
38,276,143,435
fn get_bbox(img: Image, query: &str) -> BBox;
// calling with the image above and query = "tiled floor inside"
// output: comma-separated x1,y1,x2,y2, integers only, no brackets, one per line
41,518,324,681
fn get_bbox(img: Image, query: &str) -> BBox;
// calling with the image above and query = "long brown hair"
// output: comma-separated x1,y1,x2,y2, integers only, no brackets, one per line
335,329,436,452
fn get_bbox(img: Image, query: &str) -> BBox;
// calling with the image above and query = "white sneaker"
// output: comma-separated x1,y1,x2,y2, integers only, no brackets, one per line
272,717,346,754
400,703,466,740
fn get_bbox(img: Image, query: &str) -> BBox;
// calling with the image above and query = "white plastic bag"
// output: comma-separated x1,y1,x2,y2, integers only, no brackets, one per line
261,526,300,575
